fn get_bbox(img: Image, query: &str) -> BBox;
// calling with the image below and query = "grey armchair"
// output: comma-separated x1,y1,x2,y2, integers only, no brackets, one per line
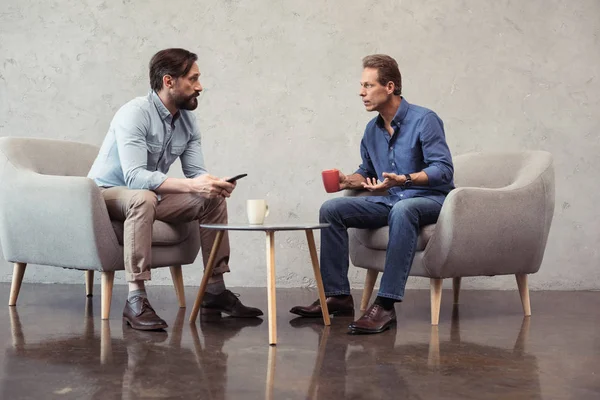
0,137,201,319
348,151,555,324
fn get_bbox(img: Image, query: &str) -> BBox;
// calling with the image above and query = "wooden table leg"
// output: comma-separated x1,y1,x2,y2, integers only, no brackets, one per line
266,231,277,345
189,230,225,324
305,230,331,326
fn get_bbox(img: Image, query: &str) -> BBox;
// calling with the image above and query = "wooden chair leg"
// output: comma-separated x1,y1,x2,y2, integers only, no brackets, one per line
361,270,379,311
516,274,531,316
9,263,26,306
101,271,115,320
169,265,186,308
85,270,94,297
430,278,443,325
452,277,461,304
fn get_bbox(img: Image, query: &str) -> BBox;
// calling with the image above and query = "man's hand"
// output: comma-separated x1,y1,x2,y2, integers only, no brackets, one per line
338,171,348,190
189,174,235,198
361,172,403,191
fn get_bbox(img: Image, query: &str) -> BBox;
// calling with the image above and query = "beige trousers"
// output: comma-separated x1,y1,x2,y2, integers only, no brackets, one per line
101,187,231,282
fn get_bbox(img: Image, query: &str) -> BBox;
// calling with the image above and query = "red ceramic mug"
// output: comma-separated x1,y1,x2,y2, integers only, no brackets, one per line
322,169,341,193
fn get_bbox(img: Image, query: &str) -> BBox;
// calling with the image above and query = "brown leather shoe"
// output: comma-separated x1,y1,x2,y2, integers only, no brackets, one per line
348,303,396,334
123,296,168,331
289,295,354,318
201,290,263,318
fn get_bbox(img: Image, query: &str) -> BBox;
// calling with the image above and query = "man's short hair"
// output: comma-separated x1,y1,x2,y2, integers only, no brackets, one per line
362,54,402,96
149,48,198,91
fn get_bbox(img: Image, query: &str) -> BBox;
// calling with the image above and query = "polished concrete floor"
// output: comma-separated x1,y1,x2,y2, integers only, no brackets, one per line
0,283,599,399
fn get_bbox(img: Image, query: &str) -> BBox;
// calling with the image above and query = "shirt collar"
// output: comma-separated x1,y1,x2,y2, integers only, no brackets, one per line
376,97,409,127
149,90,175,122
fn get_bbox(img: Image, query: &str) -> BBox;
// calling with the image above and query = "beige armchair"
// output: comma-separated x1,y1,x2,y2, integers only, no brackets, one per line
0,137,201,319
348,151,555,324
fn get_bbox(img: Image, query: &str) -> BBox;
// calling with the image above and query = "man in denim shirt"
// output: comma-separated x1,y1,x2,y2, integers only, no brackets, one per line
291,55,454,334
88,48,262,331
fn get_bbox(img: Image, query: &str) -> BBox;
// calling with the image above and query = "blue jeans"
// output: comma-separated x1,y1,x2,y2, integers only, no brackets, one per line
319,196,442,301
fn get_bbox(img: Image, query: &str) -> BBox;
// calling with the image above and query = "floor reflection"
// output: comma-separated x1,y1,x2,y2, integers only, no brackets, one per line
4,301,265,399
4,301,540,400
294,305,540,400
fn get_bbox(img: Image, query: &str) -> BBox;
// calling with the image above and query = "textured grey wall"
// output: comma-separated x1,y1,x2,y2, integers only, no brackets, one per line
1,0,599,290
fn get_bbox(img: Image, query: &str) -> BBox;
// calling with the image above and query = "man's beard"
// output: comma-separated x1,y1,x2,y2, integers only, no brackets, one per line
173,92,199,110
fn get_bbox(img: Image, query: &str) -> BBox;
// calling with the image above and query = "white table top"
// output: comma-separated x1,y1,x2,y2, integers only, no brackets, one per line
199,223,330,231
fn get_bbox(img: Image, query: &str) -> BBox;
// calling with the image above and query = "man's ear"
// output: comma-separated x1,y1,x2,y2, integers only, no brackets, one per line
386,81,395,95
163,75,175,89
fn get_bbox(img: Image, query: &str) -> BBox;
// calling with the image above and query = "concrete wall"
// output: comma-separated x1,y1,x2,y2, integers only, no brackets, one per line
1,0,599,290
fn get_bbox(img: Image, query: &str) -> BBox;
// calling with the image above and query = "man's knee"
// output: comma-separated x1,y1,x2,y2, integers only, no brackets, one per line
389,201,417,224
319,198,344,222
197,196,227,222
128,190,158,215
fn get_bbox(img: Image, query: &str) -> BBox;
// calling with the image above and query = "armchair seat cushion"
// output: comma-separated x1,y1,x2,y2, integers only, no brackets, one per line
111,220,194,246
350,224,436,251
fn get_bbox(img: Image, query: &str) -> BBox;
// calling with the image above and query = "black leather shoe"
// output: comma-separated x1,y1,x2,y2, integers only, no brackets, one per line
348,303,396,334
290,295,354,318
123,297,168,331
201,290,263,318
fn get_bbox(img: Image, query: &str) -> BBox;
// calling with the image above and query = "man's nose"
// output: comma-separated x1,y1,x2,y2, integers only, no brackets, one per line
196,82,203,92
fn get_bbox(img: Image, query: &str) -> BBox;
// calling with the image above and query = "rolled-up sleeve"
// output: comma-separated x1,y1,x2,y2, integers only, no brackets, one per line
180,116,208,178
355,136,377,178
113,105,168,190
419,113,454,186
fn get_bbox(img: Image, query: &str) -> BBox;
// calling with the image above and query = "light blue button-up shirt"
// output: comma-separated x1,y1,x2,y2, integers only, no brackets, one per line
88,91,207,190
355,97,454,206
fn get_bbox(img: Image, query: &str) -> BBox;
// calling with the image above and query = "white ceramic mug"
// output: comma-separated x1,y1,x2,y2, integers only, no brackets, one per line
247,199,270,225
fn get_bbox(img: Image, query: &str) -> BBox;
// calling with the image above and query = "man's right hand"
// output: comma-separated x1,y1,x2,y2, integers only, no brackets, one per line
189,174,235,198
338,171,349,190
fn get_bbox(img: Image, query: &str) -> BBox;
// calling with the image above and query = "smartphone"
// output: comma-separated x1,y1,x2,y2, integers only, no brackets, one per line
226,173,248,183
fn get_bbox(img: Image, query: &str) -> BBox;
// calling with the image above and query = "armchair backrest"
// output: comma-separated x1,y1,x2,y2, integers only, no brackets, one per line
0,137,99,177
453,151,554,191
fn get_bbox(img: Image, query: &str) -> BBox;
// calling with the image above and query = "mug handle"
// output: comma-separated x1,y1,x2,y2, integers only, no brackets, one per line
264,204,270,218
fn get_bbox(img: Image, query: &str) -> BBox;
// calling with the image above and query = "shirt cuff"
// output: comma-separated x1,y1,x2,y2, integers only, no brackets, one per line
423,165,443,187
354,168,370,178
146,171,169,191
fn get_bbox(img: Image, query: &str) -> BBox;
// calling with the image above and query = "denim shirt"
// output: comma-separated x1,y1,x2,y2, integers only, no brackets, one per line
88,91,207,190
355,98,454,206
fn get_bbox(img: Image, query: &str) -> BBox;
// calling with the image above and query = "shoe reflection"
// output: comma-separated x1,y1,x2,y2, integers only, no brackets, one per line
5,303,264,399
290,305,540,400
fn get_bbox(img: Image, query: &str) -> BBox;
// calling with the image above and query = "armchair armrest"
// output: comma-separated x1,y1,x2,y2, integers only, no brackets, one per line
0,169,121,270
422,170,555,278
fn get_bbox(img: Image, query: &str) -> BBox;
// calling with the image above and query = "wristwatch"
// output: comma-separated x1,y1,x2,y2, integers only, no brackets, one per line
403,174,413,188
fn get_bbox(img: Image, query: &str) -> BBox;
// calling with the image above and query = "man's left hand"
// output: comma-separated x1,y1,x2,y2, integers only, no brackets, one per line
362,173,403,191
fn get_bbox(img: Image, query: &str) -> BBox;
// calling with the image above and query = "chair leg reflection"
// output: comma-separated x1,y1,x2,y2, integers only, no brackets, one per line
100,320,112,365
426,304,532,369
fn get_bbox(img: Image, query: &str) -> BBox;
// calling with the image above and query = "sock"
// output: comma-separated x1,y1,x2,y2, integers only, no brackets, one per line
128,289,147,301
206,274,226,295
374,296,396,311
330,294,350,299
